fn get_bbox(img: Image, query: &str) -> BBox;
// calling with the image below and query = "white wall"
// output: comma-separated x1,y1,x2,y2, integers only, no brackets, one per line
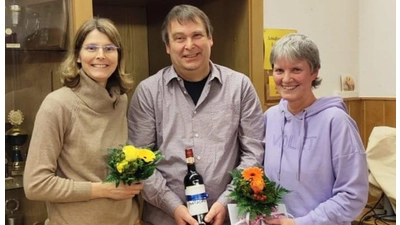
263,0,396,97
358,0,396,97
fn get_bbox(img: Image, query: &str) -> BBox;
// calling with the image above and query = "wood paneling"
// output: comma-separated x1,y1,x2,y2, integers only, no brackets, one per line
248,0,265,111
70,0,93,33
344,98,364,147
93,4,149,102
344,98,364,139
93,0,264,105
384,99,396,128
344,97,396,147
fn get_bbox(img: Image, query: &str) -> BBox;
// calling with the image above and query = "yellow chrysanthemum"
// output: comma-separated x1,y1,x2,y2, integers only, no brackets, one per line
123,145,138,162
250,178,265,193
242,167,264,181
116,160,128,173
137,149,156,163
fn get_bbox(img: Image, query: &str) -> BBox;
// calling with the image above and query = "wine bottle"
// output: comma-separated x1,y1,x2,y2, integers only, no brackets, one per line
184,148,210,225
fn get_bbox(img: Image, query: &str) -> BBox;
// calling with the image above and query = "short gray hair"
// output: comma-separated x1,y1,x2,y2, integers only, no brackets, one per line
270,33,322,88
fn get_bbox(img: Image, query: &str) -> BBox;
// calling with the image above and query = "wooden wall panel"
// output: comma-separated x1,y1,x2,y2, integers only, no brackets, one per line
364,100,385,146
71,0,93,33
343,98,396,147
362,98,396,147
93,4,149,102
384,100,396,127
248,0,265,111
344,98,364,141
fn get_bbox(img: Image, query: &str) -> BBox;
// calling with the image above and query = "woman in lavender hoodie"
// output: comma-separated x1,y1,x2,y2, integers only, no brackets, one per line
263,33,368,225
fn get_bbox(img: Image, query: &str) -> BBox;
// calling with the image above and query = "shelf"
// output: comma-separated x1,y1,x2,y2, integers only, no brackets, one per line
5,47,68,52
335,90,359,98
5,176,24,190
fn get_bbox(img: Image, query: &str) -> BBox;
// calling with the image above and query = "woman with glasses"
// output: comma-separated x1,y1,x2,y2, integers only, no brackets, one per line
23,18,143,225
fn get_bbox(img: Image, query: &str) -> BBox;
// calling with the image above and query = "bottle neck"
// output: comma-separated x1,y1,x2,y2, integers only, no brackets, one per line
187,162,196,172
185,149,197,172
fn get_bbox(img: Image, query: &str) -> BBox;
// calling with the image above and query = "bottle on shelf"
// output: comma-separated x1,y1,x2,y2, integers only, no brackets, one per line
5,0,22,48
184,148,210,225
6,110,28,177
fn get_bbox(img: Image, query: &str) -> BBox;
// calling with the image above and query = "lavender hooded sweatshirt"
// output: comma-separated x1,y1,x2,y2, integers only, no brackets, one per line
263,96,368,225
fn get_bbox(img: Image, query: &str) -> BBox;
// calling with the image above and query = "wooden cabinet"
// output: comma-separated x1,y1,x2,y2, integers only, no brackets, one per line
5,0,92,156
5,1,91,224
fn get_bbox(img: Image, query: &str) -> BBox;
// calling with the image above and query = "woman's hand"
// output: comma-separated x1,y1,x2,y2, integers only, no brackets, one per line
264,218,296,225
91,182,144,200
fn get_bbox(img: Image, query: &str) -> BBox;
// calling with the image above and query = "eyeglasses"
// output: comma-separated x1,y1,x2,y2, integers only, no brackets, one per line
82,44,119,53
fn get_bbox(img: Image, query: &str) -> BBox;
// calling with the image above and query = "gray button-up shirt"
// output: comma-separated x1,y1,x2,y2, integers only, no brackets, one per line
128,62,265,225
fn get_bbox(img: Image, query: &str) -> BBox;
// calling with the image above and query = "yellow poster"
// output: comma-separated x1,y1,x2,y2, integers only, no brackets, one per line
264,28,297,70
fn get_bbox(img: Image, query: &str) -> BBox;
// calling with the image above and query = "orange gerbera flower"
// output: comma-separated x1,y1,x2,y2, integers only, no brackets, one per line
229,166,290,221
250,177,265,193
242,167,264,181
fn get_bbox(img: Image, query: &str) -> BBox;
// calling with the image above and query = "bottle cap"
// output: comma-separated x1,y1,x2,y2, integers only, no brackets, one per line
185,148,193,157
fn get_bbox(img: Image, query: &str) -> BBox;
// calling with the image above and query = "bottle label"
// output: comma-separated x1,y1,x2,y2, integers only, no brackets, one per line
185,184,209,215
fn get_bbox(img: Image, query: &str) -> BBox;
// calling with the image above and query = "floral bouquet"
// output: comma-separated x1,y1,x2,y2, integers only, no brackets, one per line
228,167,289,225
104,144,163,187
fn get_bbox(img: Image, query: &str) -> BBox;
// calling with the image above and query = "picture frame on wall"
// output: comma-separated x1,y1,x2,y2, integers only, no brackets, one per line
265,69,281,101
340,75,356,91
23,0,69,50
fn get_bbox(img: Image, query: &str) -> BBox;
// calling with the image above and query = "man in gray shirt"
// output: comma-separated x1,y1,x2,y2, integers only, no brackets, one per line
128,4,264,225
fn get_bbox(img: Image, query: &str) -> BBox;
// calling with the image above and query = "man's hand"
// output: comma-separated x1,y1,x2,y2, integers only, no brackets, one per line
204,202,226,225
174,205,199,225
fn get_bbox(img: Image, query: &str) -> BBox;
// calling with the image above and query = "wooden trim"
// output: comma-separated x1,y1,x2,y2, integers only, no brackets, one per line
340,97,360,101
71,0,93,33
359,97,396,101
248,0,266,111
264,69,282,102
342,97,396,101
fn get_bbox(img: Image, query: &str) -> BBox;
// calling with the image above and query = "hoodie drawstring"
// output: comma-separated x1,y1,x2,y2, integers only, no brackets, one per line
277,110,285,181
278,110,307,181
296,111,307,181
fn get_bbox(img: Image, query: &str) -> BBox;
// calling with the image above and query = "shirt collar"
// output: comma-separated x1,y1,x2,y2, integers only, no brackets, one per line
164,61,222,85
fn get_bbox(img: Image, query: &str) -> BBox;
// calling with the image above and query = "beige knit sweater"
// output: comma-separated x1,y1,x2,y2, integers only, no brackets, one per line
23,70,140,225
